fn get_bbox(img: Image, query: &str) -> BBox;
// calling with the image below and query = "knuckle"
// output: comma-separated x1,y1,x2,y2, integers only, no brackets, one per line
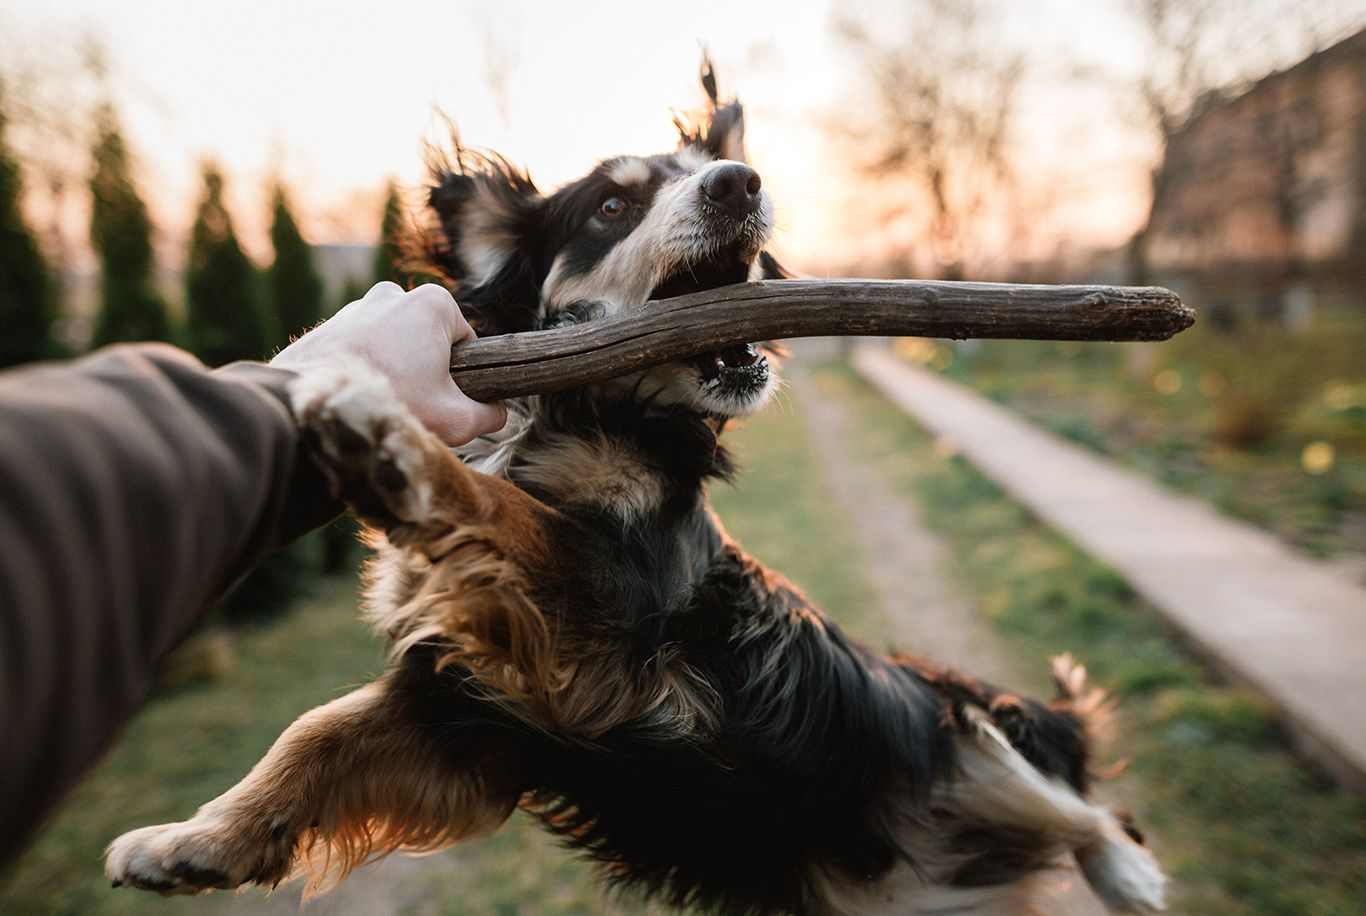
407,283,456,309
367,280,403,297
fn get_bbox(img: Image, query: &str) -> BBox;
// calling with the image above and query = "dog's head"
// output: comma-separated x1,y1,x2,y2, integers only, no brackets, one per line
419,64,782,417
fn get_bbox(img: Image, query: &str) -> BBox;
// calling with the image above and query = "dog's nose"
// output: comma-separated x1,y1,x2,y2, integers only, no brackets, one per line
701,163,763,219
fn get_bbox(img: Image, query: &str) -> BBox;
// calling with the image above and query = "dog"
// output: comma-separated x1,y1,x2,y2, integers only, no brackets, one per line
105,64,1168,914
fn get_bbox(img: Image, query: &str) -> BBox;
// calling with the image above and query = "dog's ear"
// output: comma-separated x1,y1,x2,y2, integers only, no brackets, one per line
676,54,747,163
426,150,540,290
421,144,545,335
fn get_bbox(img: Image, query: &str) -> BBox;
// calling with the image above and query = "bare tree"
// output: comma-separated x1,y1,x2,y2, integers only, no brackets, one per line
1124,0,1353,286
0,38,104,280
0,34,126,347
833,0,1026,281
1125,0,1236,285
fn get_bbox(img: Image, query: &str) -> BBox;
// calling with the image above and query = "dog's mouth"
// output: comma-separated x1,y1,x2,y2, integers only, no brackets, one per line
691,343,767,384
649,244,769,397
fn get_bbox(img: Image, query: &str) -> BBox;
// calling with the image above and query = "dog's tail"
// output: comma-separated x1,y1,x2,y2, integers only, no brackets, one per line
1050,656,1167,913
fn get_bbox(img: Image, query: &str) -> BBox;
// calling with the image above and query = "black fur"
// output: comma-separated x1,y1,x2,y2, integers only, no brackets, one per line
382,384,1103,913
387,69,1143,916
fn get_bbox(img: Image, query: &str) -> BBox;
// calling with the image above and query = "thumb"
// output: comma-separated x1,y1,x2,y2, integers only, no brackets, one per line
423,380,508,446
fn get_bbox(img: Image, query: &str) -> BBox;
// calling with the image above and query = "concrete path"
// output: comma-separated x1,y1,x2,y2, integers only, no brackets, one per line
852,344,1366,790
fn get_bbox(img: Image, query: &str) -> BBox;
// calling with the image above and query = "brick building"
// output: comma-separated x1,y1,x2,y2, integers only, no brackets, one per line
1146,27,1366,319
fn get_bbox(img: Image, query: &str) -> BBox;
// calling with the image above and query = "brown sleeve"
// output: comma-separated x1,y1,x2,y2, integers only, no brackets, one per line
0,344,340,866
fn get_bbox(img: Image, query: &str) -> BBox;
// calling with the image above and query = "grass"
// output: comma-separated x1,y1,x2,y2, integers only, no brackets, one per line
0,402,878,916
817,361,1366,915
10,369,1360,915
912,310,1366,559
0,577,385,915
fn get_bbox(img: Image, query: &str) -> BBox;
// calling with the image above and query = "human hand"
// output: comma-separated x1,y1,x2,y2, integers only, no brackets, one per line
272,282,506,445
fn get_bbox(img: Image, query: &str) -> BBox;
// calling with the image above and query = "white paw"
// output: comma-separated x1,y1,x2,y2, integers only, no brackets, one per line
105,819,248,895
105,814,299,896
289,359,402,439
289,360,434,523
1076,822,1168,913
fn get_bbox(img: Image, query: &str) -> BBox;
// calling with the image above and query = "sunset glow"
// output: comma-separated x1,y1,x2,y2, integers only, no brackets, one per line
2,0,1362,274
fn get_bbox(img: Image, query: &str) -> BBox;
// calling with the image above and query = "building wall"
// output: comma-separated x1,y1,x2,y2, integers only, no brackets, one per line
1148,29,1366,299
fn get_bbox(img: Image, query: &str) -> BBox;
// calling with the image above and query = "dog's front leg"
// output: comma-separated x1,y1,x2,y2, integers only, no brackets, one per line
105,681,518,896
289,358,553,556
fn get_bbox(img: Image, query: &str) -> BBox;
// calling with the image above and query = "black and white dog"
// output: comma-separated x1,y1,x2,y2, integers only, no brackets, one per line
106,66,1167,914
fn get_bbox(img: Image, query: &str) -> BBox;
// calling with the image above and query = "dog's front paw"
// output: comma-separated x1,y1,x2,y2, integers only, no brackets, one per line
290,360,437,527
537,299,607,330
105,816,295,895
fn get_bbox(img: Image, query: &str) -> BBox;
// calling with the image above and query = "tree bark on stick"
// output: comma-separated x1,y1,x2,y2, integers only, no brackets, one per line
449,279,1193,401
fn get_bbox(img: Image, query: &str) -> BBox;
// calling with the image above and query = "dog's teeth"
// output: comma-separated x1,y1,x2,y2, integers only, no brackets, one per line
714,356,726,372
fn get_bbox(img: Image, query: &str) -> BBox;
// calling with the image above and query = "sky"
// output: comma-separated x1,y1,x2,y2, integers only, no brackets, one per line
2,0,1363,275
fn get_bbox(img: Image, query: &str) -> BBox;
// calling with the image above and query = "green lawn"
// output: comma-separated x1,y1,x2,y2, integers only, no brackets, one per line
918,310,1366,559
818,362,1366,915
0,577,387,915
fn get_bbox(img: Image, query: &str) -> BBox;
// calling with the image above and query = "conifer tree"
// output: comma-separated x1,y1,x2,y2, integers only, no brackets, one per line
0,86,56,368
373,180,407,287
266,182,324,341
89,105,172,347
182,169,305,619
185,163,274,366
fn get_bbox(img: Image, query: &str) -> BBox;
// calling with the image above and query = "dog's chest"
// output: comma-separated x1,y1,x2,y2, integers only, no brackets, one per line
510,430,666,520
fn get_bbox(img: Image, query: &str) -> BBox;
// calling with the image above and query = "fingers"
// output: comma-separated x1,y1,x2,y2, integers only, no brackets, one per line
421,381,508,446
274,280,504,447
404,283,477,343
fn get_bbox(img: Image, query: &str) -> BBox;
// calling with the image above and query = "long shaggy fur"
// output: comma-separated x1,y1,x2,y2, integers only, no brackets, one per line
105,64,1167,915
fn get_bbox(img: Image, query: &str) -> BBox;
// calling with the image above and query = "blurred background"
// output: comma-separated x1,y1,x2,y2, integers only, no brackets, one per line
2,0,1365,913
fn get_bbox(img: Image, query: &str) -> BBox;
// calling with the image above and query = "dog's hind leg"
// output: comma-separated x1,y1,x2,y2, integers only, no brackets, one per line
938,705,1167,914
105,680,519,897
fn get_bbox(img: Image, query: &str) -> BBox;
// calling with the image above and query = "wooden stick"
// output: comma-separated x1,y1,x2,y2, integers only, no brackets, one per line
449,279,1193,401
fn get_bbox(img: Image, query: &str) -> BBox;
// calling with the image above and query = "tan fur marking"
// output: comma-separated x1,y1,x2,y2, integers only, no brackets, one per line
606,156,651,188
357,439,571,723
294,361,571,723
458,180,524,285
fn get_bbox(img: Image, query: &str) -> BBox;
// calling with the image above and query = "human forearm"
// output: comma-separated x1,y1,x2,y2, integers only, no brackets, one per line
0,344,335,864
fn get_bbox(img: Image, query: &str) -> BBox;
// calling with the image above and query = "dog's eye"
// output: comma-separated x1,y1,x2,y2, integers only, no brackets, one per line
599,196,628,219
